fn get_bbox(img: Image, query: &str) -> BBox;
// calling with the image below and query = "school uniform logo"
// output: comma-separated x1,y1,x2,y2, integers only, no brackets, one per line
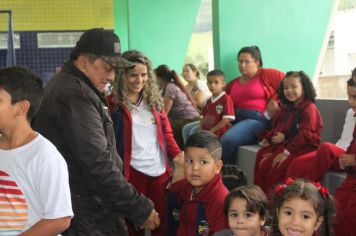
215,105,223,114
197,220,209,236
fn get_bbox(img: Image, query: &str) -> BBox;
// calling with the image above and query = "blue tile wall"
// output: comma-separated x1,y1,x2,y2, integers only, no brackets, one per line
0,31,74,85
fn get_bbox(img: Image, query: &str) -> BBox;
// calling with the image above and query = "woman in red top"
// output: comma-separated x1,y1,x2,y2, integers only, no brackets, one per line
221,46,285,164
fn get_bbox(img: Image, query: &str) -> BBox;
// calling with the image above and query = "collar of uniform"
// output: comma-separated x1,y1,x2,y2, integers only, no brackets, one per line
284,99,311,111
189,174,223,203
210,92,225,104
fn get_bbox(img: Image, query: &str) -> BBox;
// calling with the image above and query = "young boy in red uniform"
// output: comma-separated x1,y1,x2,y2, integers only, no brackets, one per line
201,70,235,138
333,67,356,236
168,131,228,236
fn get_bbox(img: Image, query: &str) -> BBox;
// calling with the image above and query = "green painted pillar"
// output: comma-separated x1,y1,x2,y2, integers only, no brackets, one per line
114,0,129,51
114,0,201,71
213,0,338,81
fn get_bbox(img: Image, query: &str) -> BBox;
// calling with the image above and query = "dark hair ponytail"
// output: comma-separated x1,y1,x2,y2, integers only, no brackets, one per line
237,46,263,68
155,64,197,108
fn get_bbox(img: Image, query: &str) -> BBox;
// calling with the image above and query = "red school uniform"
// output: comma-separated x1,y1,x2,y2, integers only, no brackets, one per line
334,120,356,236
168,174,229,236
285,142,345,182
201,92,235,138
286,109,356,181
254,100,322,194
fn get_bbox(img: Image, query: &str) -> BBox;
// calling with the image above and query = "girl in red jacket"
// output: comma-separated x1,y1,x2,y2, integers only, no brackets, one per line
111,50,183,236
253,71,322,195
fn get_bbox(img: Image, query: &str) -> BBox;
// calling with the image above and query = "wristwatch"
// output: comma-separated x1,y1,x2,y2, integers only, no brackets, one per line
283,149,291,156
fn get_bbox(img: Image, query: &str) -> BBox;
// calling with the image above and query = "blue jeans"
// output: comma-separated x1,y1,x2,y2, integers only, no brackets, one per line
221,109,268,165
182,120,200,145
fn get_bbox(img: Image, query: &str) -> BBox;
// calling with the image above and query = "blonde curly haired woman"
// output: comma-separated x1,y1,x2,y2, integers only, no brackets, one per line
110,50,183,236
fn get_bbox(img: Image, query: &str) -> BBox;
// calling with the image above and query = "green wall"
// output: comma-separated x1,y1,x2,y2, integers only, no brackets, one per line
213,0,337,81
113,0,129,51
114,0,201,71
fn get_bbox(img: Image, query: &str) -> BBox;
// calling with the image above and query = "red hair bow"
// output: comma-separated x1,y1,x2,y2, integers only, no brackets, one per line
313,181,329,199
274,177,295,194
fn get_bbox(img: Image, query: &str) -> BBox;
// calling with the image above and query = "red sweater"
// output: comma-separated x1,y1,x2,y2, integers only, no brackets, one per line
169,174,228,236
263,100,322,155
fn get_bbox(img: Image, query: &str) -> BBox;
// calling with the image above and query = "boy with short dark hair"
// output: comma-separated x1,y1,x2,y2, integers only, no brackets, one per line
182,69,234,143
0,67,73,235
169,130,228,235
202,70,235,138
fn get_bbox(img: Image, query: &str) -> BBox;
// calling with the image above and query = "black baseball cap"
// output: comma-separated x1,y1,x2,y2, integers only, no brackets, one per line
71,28,135,69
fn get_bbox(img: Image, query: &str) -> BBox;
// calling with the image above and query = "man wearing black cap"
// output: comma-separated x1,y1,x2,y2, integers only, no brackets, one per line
33,28,159,236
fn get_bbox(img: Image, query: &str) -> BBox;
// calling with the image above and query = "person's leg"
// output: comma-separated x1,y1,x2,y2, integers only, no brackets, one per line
170,118,199,149
127,167,148,236
267,155,295,196
221,119,267,165
254,153,276,194
334,177,356,236
285,151,316,180
182,121,200,145
147,171,171,236
254,146,273,185
287,143,346,182
169,119,185,150
316,142,345,173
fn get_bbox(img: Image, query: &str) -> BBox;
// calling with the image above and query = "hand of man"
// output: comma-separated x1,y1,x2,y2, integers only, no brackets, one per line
142,209,160,230
339,154,356,169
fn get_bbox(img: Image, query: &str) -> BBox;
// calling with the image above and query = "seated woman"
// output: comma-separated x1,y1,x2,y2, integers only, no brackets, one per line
182,63,211,110
221,46,285,164
155,64,199,149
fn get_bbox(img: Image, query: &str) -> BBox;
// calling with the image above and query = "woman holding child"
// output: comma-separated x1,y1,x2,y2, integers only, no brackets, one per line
221,46,285,164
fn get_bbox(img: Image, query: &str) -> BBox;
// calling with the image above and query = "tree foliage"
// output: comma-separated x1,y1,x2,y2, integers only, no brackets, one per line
338,0,356,10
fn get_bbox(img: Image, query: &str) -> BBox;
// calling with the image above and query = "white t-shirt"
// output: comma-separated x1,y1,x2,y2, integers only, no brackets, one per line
130,101,166,177
0,133,73,235
196,79,211,98
336,108,356,150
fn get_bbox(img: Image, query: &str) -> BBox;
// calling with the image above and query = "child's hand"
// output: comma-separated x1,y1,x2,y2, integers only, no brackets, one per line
266,98,280,118
172,152,185,183
339,154,356,169
271,132,285,144
260,139,270,147
209,128,217,134
272,152,288,167
259,153,272,166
